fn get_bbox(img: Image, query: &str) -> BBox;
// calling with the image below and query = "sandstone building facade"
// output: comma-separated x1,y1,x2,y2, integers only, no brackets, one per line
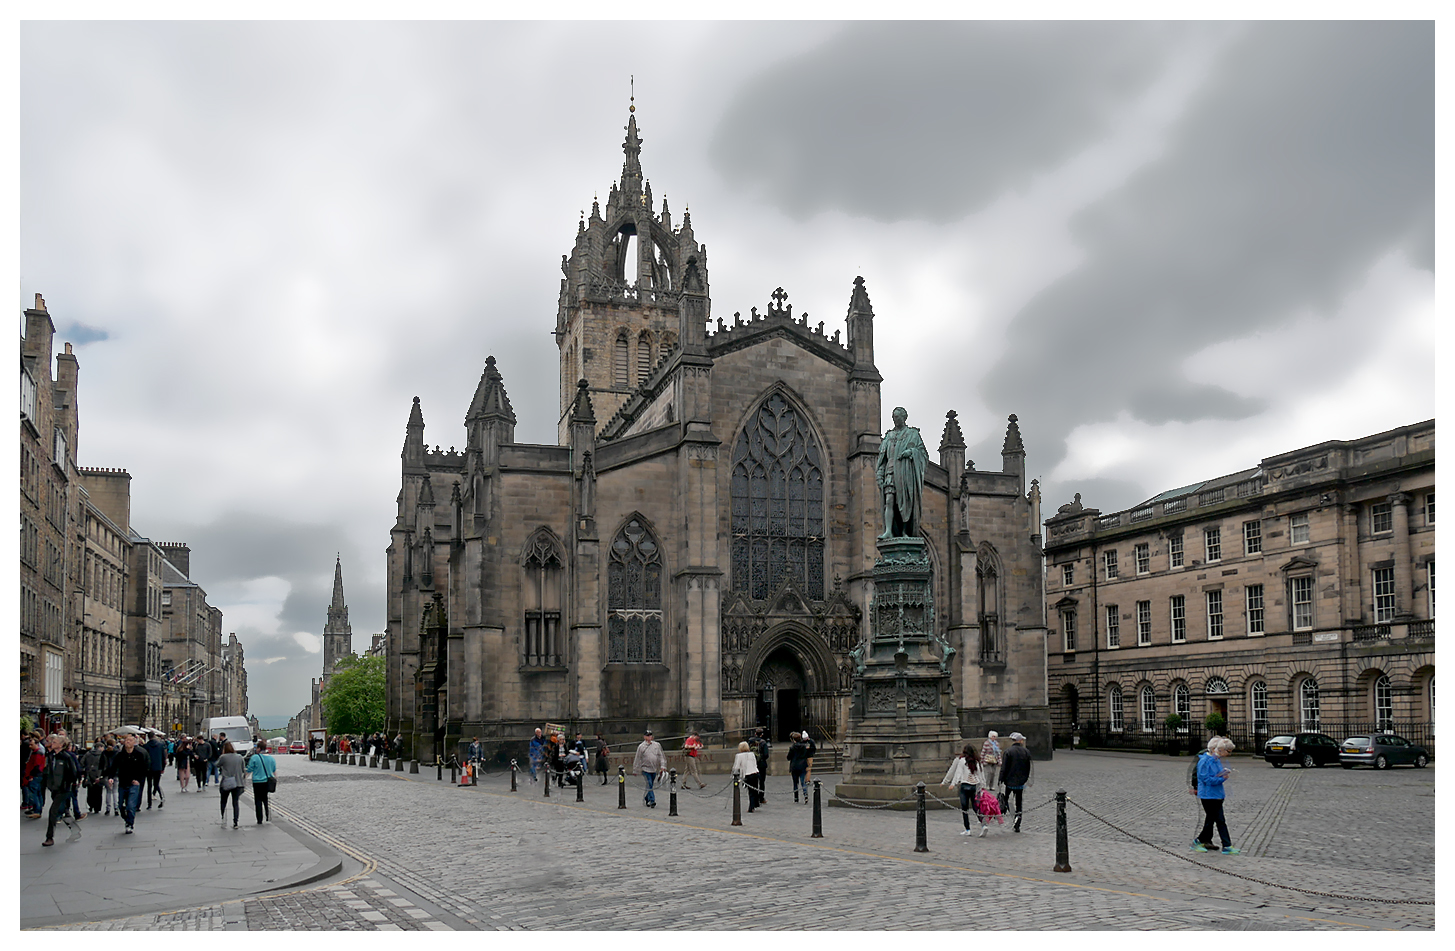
19,293,245,736
1043,420,1435,753
383,113,1050,762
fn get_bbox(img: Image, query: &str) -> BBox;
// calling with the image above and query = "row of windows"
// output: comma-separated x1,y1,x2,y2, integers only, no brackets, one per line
1068,496,1434,586
20,515,40,569
85,551,125,611
1066,563,1434,651
20,586,64,646
610,329,679,389
80,628,123,678
1103,675,1425,734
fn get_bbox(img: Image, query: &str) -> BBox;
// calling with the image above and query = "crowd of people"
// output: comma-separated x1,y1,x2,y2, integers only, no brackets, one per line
323,732,402,759
20,727,281,847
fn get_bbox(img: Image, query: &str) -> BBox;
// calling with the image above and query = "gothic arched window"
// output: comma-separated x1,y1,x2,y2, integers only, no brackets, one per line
608,518,663,664
977,544,1001,663
730,393,825,600
614,331,630,388
637,331,653,385
522,529,564,667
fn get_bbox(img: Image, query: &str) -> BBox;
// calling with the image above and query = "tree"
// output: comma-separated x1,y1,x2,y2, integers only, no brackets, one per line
320,654,386,736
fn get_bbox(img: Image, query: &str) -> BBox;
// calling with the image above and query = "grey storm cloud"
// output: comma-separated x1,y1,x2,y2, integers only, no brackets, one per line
61,322,109,345
710,21,1182,223
977,21,1433,474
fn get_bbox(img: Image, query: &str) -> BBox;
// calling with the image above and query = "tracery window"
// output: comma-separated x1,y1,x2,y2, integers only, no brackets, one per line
608,518,663,664
522,529,564,667
730,393,825,600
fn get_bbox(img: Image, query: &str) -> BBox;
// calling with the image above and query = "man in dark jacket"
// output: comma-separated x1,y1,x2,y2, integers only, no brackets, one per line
144,733,167,809
1000,732,1033,833
80,740,107,815
113,732,151,834
41,734,79,846
787,733,811,803
192,736,213,789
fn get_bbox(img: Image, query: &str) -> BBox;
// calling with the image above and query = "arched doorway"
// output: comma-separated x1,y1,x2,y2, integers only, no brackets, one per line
755,647,806,742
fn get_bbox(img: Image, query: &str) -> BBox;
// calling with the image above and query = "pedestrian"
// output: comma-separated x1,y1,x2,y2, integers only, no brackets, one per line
1000,732,1032,833
81,739,107,815
216,741,247,829
681,731,707,789
245,743,278,824
1193,737,1239,854
594,734,611,785
752,730,770,806
101,737,119,816
113,732,149,834
467,736,481,765
548,732,566,786
210,733,228,785
22,735,47,818
732,741,761,812
175,736,193,792
61,737,85,823
528,728,545,783
787,732,811,803
942,742,988,837
192,735,213,790
802,729,817,787
632,730,666,808
980,731,1003,791
40,734,81,847
144,731,167,809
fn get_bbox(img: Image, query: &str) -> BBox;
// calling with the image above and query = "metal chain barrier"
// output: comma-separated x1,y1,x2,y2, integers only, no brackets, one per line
827,789,918,809
1063,796,1434,906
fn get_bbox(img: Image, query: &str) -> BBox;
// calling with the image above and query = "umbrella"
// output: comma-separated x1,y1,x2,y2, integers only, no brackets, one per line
108,725,145,735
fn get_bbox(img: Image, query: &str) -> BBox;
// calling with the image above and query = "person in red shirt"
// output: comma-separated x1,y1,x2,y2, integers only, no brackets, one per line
681,732,706,789
22,736,47,818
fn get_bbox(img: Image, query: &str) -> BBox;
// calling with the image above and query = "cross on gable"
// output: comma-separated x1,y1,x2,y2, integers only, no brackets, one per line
770,287,789,313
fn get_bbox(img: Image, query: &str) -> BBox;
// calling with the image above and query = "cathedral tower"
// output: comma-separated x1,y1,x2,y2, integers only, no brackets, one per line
322,556,352,676
555,103,710,442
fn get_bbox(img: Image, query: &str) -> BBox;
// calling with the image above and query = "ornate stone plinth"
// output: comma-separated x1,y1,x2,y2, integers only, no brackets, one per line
835,536,961,806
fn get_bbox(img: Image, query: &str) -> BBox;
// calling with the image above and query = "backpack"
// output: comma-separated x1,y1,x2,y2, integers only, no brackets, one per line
1186,755,1202,795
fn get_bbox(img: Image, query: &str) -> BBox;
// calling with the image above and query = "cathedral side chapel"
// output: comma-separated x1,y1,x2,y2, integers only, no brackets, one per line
384,108,1051,763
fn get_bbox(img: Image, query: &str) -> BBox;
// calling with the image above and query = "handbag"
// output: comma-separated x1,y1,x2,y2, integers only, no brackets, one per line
265,776,277,793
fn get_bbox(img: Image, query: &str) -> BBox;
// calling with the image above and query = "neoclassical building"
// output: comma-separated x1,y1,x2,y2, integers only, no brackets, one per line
383,111,1050,762
1043,420,1435,753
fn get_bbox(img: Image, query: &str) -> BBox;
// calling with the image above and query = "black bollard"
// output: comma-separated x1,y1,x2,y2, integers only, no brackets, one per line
811,780,823,838
1054,790,1072,873
437,758,443,781
731,773,742,826
472,761,478,786
381,757,389,770
575,769,583,802
396,757,404,772
914,782,929,853
668,768,678,816
510,759,518,791
544,767,551,797
450,759,457,784
617,766,626,810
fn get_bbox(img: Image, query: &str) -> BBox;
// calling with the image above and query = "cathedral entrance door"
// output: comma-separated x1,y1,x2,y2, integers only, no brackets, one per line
756,648,806,743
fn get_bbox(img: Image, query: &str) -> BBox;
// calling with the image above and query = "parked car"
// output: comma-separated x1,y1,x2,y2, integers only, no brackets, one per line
1263,732,1341,767
289,740,307,754
1339,734,1430,769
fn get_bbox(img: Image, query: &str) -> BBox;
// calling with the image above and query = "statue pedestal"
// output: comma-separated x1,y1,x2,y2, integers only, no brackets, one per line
834,536,961,808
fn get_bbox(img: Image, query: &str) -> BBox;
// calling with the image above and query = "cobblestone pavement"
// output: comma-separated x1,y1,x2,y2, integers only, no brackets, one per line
41,750,1434,931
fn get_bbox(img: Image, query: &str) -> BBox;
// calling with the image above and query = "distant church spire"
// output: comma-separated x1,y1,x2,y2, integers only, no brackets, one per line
322,556,352,676
330,555,347,611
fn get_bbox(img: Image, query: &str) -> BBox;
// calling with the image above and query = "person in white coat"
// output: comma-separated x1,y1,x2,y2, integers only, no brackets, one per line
942,743,987,837
731,741,761,812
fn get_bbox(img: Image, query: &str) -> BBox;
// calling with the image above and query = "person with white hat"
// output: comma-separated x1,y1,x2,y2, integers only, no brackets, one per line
1000,733,1033,833
980,731,1003,791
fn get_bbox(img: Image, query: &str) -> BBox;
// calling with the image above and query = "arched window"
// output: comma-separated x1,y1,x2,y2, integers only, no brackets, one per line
1374,674,1393,732
607,518,663,664
1107,684,1124,732
637,331,653,385
1299,678,1320,731
660,331,678,354
977,545,1001,663
1250,681,1269,733
1139,685,1157,733
1205,676,1229,696
1174,682,1191,732
522,529,564,667
730,393,825,600
614,332,629,388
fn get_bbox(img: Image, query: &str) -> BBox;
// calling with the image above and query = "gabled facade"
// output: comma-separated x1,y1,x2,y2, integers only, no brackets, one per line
385,111,1050,762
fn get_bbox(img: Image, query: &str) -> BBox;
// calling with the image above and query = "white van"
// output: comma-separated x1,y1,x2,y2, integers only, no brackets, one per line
202,716,254,754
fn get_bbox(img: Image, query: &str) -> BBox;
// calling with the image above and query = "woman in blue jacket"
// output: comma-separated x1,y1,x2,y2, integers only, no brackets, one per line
1193,736,1239,854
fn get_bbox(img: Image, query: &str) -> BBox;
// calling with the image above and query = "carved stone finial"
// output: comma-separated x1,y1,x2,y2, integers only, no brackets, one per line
939,410,966,452
1002,413,1025,454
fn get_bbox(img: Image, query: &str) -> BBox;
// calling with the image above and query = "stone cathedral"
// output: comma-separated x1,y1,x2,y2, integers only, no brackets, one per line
384,110,1051,763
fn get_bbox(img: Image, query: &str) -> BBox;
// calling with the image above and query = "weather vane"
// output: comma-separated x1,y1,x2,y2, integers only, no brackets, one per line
630,75,635,113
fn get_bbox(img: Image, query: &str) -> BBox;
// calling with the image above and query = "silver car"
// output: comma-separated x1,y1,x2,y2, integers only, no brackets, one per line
1339,734,1430,770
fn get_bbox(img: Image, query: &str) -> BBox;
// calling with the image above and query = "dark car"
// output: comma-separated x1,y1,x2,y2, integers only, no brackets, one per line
1339,734,1430,770
1263,732,1340,767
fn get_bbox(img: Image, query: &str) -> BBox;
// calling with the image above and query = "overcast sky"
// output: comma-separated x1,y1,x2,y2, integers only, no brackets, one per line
19,21,1434,718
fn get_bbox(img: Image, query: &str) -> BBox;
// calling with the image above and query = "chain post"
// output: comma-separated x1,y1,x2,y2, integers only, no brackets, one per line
1054,789,1072,872
668,769,678,816
450,758,457,784
617,766,626,809
544,765,551,797
914,782,929,852
575,766,584,802
510,759,517,792
812,780,823,838
731,772,742,826
436,757,442,781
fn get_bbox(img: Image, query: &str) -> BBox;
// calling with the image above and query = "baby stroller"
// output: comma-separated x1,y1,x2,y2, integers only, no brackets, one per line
976,788,1005,825
560,752,585,789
